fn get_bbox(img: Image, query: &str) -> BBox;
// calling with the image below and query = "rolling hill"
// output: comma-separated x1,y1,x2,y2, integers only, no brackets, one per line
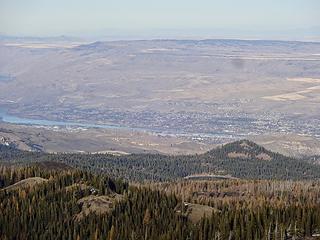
1,140,319,181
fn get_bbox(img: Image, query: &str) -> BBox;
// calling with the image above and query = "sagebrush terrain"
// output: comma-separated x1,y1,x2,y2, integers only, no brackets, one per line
1,39,320,144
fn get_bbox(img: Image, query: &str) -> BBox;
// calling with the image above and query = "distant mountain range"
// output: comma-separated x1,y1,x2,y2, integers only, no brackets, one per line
0,34,83,42
1,33,320,43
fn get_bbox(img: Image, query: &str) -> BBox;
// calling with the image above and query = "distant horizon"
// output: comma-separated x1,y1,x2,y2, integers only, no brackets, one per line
1,31,320,43
1,0,319,42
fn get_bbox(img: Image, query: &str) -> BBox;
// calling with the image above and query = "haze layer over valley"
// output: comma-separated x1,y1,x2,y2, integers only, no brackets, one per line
1,38,320,154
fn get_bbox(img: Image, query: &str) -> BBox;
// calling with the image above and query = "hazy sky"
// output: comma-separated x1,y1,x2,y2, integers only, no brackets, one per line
0,0,319,40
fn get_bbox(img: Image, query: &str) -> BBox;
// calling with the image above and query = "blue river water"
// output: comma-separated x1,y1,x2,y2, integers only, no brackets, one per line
0,109,242,139
0,108,141,131
0,75,14,82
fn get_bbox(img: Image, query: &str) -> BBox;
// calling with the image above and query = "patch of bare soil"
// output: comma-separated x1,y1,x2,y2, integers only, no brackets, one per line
256,153,272,161
227,152,250,159
3,177,48,191
75,194,124,221
175,202,218,224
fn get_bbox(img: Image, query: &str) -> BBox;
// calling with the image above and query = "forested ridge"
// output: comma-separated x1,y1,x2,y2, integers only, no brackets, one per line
0,166,320,240
0,166,185,240
1,140,320,181
1,140,320,239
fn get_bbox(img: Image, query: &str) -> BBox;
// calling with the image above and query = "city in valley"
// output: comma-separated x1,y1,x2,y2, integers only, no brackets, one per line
1,38,320,156
1,1,320,238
